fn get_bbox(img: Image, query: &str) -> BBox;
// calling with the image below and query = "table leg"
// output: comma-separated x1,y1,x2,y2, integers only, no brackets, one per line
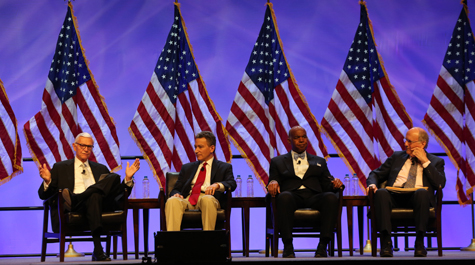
358,206,364,255
133,209,139,260
242,205,250,257
347,205,354,256
143,209,150,258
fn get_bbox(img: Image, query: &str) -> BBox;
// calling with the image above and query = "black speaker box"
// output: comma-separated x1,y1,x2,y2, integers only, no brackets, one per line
154,230,229,263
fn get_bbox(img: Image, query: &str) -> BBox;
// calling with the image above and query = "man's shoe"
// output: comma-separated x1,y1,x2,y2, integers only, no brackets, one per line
92,252,111,261
62,189,72,211
314,242,328,257
414,243,427,257
282,244,295,258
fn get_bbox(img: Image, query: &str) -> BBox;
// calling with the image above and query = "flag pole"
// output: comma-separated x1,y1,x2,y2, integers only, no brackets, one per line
461,192,475,251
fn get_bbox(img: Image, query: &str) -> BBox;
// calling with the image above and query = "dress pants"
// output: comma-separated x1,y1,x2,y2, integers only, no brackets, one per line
165,193,220,231
373,188,431,234
275,189,338,245
73,173,122,232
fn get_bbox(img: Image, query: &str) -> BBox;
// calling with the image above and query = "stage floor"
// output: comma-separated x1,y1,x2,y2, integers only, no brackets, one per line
1,251,475,265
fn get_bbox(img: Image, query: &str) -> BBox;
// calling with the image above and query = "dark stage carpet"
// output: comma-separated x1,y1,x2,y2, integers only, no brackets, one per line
1,251,475,265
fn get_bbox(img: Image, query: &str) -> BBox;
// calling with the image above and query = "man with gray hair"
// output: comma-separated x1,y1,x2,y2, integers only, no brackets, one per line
366,127,445,257
38,132,140,261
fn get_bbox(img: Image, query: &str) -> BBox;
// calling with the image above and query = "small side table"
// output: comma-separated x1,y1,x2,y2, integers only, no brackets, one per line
128,198,160,260
342,195,369,256
231,197,266,257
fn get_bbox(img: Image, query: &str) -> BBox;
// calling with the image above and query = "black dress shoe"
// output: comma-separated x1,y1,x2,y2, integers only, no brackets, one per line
414,243,427,257
380,246,393,257
62,189,72,211
92,252,111,261
282,244,295,258
314,242,328,257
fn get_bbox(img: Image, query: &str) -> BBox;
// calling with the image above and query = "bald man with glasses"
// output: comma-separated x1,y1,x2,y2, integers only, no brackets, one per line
366,127,446,257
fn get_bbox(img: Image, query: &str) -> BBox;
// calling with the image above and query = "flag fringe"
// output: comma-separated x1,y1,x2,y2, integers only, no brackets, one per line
266,2,329,159
175,2,233,163
128,127,164,188
227,133,268,192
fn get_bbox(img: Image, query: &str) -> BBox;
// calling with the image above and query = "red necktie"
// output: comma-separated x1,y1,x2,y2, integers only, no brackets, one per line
188,162,207,205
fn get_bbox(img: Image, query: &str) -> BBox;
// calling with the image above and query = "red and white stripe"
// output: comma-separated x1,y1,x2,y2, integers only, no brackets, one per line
322,71,411,187
226,73,328,188
424,67,475,204
0,79,23,185
130,74,231,188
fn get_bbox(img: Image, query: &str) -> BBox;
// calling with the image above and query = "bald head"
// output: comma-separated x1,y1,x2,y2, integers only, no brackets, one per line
288,126,308,153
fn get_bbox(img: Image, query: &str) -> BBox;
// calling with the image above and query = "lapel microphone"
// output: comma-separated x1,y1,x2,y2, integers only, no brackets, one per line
297,160,301,165
201,167,205,172
82,169,86,175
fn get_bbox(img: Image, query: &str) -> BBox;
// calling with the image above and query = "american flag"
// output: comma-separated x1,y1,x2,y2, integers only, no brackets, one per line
423,1,475,205
321,1,412,189
226,3,328,188
129,3,231,188
23,2,121,171
0,78,23,185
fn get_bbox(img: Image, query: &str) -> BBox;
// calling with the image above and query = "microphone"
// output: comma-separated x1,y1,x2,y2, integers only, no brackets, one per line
82,169,86,175
201,167,205,172
297,160,301,165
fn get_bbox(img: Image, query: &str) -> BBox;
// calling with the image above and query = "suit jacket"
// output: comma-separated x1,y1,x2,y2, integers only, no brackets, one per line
268,152,336,193
38,159,131,231
366,150,446,206
170,159,236,206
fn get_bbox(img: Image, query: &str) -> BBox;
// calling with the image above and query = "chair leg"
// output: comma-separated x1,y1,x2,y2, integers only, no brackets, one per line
265,235,270,257
59,234,66,262
113,236,118,259
122,230,128,260
273,232,279,258
41,236,47,262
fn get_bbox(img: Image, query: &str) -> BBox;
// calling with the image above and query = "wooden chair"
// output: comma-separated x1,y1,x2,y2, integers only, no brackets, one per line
40,189,128,262
158,172,232,258
368,184,443,257
265,188,343,257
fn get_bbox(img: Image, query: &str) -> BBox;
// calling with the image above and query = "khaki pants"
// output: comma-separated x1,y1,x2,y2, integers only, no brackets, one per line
165,193,220,231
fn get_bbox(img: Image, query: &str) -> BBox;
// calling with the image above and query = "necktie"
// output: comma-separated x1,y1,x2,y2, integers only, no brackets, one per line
81,164,93,190
294,152,305,161
404,158,418,188
188,162,207,205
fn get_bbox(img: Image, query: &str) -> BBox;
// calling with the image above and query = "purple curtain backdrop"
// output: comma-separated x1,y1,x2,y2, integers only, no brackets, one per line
0,0,470,255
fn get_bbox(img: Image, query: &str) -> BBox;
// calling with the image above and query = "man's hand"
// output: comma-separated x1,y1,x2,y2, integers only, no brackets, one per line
267,180,280,197
125,158,140,181
411,147,429,164
332,178,343,189
39,163,51,185
172,193,184,199
205,183,219,195
366,184,378,194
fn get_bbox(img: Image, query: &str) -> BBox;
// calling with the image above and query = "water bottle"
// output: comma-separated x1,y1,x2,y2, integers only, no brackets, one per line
143,176,150,198
352,173,359,195
235,175,242,197
131,176,136,199
344,174,350,196
247,175,254,197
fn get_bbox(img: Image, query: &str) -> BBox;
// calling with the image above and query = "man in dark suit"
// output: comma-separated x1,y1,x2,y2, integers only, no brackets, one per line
165,131,236,231
38,132,140,261
366,127,445,257
267,126,343,258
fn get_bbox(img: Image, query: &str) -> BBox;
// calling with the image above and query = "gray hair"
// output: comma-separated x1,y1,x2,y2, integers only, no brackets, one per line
75,132,94,144
417,128,429,149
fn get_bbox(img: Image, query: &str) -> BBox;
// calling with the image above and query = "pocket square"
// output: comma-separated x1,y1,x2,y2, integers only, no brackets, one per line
317,163,321,167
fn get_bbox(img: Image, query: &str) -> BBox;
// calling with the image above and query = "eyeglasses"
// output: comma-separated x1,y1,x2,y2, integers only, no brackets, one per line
75,143,94,150
405,138,420,145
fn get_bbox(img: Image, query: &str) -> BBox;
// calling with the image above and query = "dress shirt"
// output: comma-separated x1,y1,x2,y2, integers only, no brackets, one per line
393,158,431,188
190,157,224,192
291,150,309,190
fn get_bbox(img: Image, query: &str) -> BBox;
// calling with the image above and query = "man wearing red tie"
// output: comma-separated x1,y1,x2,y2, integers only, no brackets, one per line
165,131,236,231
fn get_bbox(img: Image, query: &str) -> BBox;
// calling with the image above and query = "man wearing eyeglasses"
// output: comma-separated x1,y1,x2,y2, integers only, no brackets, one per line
38,132,140,261
366,127,445,257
